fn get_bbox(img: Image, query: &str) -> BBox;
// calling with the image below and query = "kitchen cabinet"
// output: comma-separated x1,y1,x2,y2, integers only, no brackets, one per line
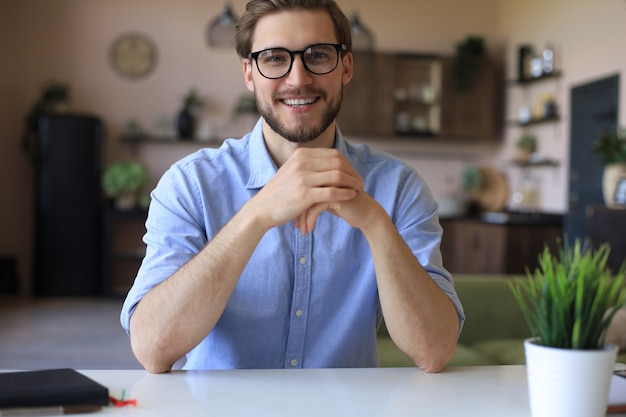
440,217,562,274
439,57,503,140
338,52,502,141
102,207,147,297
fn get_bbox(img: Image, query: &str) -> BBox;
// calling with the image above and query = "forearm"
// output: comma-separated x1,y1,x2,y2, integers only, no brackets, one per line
362,214,459,373
129,203,267,373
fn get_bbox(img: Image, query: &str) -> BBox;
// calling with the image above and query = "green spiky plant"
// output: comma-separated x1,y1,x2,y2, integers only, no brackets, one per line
510,239,625,350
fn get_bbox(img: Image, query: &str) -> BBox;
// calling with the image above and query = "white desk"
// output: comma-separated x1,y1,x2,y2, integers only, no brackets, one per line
68,366,623,417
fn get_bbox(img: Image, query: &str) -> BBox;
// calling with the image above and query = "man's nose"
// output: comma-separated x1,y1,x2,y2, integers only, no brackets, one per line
286,55,313,85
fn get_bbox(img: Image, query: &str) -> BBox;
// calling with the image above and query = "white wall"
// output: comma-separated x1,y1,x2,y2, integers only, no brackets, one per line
496,0,626,213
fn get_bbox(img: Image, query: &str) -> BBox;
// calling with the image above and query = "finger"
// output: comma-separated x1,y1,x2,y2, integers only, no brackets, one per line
289,149,364,190
304,203,328,233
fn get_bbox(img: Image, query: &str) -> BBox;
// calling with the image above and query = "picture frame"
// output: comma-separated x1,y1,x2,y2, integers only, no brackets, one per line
614,177,626,205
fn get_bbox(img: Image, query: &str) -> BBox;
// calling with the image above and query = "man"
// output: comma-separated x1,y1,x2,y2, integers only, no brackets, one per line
121,0,464,374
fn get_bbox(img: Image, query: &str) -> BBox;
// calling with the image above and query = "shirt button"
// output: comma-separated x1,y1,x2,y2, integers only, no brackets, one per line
290,359,298,366
295,309,303,317
299,257,307,265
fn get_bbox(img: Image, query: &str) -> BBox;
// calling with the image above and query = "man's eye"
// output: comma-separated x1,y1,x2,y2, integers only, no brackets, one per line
266,55,287,64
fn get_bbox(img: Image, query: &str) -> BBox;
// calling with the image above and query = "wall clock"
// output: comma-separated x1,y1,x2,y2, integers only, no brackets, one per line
110,33,157,79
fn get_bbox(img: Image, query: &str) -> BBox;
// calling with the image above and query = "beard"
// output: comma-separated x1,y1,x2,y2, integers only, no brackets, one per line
255,86,343,144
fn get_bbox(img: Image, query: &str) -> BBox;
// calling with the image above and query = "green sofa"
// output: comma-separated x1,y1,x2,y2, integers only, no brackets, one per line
377,274,626,367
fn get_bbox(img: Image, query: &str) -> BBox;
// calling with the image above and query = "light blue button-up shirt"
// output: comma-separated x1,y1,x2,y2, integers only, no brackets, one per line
121,118,464,370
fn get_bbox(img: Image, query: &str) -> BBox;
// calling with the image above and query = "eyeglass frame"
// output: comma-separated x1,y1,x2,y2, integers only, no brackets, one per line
247,43,347,80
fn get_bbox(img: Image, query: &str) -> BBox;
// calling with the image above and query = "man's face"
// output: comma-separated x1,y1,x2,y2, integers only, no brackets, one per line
243,10,352,144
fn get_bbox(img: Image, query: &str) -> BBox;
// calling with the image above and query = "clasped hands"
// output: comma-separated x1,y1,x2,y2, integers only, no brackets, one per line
254,147,379,235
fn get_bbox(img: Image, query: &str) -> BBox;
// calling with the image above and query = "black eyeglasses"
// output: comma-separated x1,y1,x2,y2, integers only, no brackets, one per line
248,43,346,79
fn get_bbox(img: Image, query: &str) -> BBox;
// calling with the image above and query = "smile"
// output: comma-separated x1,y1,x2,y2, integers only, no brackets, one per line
282,97,318,106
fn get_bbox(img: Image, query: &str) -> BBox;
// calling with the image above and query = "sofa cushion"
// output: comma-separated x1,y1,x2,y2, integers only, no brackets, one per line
472,338,526,365
453,275,531,345
377,337,414,367
448,343,497,366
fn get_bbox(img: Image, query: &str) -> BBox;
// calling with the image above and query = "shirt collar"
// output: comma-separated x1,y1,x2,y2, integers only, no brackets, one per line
245,117,349,190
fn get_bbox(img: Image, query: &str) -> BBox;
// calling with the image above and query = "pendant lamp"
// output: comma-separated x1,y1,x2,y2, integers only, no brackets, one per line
207,3,238,48
350,12,375,51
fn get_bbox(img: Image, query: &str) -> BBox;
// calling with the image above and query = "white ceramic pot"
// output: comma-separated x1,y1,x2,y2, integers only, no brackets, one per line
602,163,626,207
524,338,617,417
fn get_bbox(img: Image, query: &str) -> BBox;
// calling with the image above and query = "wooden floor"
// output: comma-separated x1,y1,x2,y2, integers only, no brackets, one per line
0,296,142,370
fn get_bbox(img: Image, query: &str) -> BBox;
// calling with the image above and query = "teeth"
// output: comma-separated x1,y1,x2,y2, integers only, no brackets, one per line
284,97,316,106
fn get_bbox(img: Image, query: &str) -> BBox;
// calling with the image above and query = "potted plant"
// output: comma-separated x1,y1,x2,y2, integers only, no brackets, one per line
453,36,485,92
461,165,483,214
510,240,625,417
515,133,537,163
592,127,626,206
102,161,150,210
177,87,204,140
21,81,70,159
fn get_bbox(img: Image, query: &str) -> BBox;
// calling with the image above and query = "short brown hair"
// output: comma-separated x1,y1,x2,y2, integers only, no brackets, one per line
235,0,352,58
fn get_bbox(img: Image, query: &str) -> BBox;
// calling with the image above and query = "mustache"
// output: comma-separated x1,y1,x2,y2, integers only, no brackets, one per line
273,88,326,100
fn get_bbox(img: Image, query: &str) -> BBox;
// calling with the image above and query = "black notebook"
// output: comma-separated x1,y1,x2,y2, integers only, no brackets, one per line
0,369,109,408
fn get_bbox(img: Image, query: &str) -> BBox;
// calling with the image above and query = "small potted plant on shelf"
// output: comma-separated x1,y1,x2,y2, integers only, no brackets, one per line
515,133,537,163
102,161,151,210
592,127,626,206
461,164,483,214
509,240,625,417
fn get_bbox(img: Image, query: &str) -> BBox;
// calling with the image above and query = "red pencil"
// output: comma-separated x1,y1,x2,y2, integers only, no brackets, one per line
608,404,626,414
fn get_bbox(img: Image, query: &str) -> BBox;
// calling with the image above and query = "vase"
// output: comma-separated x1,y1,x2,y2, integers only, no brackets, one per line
602,163,626,207
524,338,617,417
176,109,195,140
115,193,137,210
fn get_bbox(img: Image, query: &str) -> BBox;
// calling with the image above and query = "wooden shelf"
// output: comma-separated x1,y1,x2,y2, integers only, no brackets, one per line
509,158,560,168
508,71,562,86
509,115,560,127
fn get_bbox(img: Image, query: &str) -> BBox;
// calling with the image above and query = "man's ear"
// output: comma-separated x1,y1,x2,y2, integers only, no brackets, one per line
342,52,353,86
243,59,255,92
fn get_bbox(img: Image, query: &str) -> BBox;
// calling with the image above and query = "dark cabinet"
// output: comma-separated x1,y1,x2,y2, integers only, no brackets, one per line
338,52,502,140
439,57,503,140
337,52,395,136
102,208,147,296
440,218,562,274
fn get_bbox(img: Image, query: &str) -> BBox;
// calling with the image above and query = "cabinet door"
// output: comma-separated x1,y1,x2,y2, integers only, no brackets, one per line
337,52,395,136
442,220,506,273
439,57,502,140
459,222,507,273
503,224,561,274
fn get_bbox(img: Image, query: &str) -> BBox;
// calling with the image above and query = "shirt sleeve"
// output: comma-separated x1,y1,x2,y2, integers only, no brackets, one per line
120,160,208,335
391,165,466,331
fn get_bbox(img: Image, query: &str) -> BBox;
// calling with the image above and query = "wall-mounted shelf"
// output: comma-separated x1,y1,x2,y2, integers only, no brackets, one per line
509,115,560,127
510,158,560,168
508,71,562,86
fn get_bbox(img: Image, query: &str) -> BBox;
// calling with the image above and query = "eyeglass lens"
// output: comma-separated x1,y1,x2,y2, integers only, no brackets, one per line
254,44,341,79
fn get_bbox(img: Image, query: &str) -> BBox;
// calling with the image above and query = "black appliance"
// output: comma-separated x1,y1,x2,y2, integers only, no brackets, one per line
34,114,104,296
